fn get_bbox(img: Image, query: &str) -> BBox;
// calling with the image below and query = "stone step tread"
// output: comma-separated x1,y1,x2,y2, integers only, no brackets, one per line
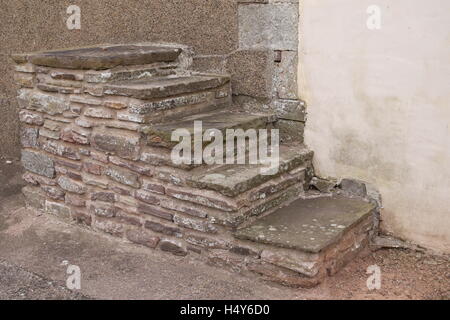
234,195,375,253
142,109,271,147
103,74,230,100
19,44,182,70
188,144,313,197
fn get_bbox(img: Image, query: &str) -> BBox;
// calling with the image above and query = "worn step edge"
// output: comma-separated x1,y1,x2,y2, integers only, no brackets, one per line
103,74,230,100
233,195,376,254
16,44,182,70
188,145,313,197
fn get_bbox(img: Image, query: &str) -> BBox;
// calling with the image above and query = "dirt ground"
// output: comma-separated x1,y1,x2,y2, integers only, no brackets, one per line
0,160,448,300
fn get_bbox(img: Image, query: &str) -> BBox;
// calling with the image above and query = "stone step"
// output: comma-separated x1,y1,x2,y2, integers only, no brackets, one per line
141,109,273,148
188,144,313,197
103,74,230,100
233,195,376,284
234,195,375,253
19,44,182,70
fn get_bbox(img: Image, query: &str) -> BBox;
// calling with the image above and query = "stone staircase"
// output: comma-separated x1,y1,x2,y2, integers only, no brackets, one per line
13,43,379,288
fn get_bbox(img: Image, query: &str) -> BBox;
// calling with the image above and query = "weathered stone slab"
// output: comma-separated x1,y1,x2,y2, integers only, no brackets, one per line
85,64,176,83
234,195,375,253
103,74,229,100
189,145,313,197
142,110,269,148
129,92,210,114
22,150,55,178
27,44,182,70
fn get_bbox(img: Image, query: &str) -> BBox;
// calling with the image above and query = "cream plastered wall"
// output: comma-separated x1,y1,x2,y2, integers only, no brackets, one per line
299,0,450,253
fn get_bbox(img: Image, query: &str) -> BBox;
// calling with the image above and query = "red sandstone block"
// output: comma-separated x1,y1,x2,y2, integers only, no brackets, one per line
144,220,183,238
83,161,104,175
142,179,165,194
90,150,109,163
109,156,152,176
135,190,160,205
166,187,236,212
65,193,86,207
138,203,173,221
115,211,142,227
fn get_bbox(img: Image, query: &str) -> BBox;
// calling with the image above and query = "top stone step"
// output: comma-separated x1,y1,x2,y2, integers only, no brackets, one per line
17,44,182,70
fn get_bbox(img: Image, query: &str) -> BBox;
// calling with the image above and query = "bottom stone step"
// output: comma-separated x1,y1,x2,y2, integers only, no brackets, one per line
233,195,376,286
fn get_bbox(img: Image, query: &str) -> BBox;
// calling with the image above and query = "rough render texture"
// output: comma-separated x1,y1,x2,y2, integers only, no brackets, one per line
300,0,450,253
